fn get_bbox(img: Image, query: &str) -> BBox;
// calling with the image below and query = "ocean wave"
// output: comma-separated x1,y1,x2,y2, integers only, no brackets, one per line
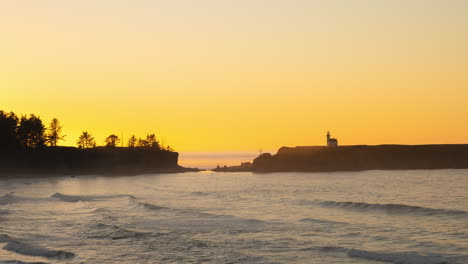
243,218,267,224
299,246,348,252
348,249,454,264
2,241,75,259
191,191,210,196
136,201,270,226
0,209,9,221
50,193,92,202
136,202,222,220
0,234,12,242
299,218,349,225
314,200,468,217
0,193,56,205
299,245,456,264
0,233,74,259
91,207,111,213
135,201,196,215
51,192,135,202
0,193,19,205
139,202,169,211
88,223,149,240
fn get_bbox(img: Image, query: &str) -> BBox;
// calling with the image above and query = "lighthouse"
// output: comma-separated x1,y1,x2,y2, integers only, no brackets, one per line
327,132,338,147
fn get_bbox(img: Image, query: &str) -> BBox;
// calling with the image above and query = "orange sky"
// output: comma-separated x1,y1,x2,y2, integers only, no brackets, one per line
2,1,468,151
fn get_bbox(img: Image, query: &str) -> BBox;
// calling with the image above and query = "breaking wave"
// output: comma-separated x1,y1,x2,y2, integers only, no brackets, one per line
314,200,468,217
134,201,197,215
51,192,135,202
1,233,74,259
138,202,169,211
88,223,149,240
300,245,456,264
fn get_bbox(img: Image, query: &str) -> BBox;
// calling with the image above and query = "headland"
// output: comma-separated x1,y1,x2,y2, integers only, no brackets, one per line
0,110,198,178
215,144,468,172
0,147,197,178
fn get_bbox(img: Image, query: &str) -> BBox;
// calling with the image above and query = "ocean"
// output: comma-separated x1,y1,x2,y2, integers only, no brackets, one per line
0,168,467,263
178,151,263,169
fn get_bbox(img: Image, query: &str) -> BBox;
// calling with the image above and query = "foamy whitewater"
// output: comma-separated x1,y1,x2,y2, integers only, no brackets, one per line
0,169,467,264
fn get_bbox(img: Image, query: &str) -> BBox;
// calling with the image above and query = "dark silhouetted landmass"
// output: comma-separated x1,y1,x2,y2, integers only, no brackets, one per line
251,145,468,172
212,162,252,172
0,110,197,177
0,147,196,178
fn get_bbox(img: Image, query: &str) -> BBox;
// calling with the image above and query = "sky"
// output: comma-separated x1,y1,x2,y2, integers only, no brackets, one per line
1,0,468,151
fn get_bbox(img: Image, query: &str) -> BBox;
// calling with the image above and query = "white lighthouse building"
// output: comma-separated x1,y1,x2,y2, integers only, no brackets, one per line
327,132,338,147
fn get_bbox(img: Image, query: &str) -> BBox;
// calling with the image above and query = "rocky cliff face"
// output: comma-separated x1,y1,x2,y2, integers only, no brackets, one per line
252,145,468,172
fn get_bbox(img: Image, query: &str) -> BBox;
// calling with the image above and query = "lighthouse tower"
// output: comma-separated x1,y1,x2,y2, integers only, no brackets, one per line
326,132,338,147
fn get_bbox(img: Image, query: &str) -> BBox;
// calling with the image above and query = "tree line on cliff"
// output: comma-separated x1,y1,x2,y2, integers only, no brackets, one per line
0,110,172,152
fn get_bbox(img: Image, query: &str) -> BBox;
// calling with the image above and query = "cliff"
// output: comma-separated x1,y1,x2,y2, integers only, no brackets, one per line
252,145,468,172
0,147,190,177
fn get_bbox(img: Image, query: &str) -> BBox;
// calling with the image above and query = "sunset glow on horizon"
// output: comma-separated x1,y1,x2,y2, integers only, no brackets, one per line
2,1,468,151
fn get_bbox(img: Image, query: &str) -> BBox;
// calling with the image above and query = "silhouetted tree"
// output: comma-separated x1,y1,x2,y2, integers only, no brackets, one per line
46,118,65,147
105,134,120,148
17,114,46,148
77,131,96,149
128,135,137,148
166,145,174,151
0,111,19,149
146,134,160,149
137,137,148,148
136,134,160,149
